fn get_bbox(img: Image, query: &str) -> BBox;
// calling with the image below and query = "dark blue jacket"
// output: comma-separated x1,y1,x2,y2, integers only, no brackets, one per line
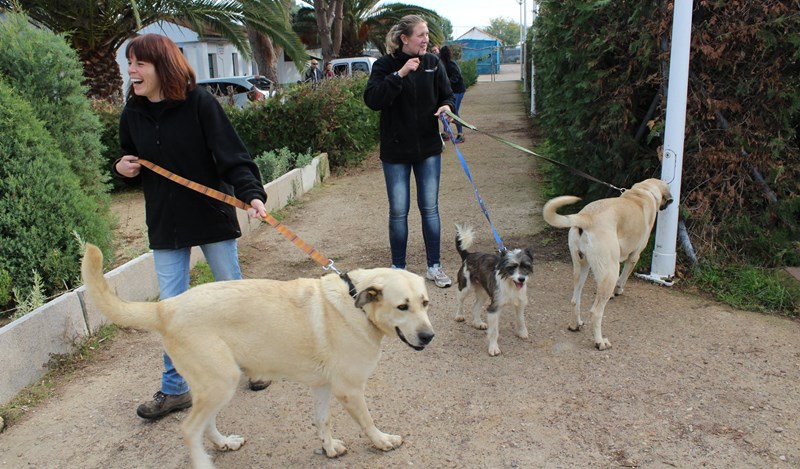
364,51,455,163
118,87,266,249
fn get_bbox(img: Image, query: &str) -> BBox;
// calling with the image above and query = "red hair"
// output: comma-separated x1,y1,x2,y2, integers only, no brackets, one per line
125,33,196,102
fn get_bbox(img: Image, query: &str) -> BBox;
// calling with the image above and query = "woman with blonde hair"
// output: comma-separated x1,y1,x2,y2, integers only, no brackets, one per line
364,15,455,288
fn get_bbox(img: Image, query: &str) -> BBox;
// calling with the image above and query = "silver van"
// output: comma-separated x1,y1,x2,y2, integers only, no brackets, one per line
328,57,376,77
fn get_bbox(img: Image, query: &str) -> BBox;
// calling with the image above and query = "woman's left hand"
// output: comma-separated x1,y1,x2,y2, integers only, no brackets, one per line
248,199,268,219
434,105,451,121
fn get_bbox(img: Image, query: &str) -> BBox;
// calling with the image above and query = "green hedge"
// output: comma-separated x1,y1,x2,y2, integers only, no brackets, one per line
227,75,379,171
0,13,113,313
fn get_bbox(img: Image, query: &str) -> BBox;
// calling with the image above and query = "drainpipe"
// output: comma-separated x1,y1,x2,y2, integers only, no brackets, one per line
638,0,694,286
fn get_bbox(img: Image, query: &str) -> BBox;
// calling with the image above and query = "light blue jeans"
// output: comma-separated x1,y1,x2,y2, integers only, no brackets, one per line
382,155,442,269
153,239,242,395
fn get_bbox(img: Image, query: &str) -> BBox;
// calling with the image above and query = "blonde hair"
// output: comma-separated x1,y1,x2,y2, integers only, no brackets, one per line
385,15,427,54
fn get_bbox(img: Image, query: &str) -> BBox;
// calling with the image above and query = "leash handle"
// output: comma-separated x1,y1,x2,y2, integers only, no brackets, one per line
440,115,506,252
443,110,624,194
136,158,336,271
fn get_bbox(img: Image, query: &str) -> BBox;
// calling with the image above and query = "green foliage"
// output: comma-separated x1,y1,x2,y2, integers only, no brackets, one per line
0,269,10,307
486,16,521,46
228,75,379,171
92,100,126,191
254,147,314,183
459,58,479,89
11,271,45,320
532,0,799,269
0,12,111,207
691,262,799,316
0,80,112,314
189,262,215,287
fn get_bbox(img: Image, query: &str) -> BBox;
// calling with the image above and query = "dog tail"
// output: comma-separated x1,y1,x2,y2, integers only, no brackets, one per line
81,243,163,332
455,224,474,259
542,196,590,229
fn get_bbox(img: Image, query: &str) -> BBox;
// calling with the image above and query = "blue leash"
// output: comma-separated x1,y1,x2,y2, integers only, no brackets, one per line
440,114,506,253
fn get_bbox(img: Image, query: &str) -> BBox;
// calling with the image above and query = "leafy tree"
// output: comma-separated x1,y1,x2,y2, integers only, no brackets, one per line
1,0,308,101
299,0,448,61
485,16,520,46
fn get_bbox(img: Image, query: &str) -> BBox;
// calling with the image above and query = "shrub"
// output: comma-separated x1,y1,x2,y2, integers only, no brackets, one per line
0,12,111,207
254,147,315,183
0,80,112,314
227,75,379,171
92,100,126,191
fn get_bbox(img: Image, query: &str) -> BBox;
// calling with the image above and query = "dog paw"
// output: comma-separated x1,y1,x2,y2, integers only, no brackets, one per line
472,321,488,330
372,432,403,451
595,339,612,350
323,439,348,457
454,314,465,322
488,345,501,356
516,327,529,339
614,286,624,296
567,322,584,332
216,434,245,451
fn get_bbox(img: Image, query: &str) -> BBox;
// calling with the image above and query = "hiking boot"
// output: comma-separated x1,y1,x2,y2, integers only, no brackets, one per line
248,379,272,391
440,132,450,141
136,391,192,420
425,264,452,288
454,134,465,144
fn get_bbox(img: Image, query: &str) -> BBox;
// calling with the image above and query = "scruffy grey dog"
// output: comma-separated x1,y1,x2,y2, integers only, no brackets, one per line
454,225,534,356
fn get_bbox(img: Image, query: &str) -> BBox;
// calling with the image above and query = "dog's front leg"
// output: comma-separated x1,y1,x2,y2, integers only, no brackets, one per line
569,261,589,331
312,385,348,457
334,389,402,452
614,256,637,296
514,298,529,340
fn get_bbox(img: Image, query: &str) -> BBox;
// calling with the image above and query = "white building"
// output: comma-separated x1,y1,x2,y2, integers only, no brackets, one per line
116,21,311,93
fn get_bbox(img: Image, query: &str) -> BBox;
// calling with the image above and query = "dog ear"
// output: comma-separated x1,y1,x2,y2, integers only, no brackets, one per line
525,248,535,260
354,286,382,308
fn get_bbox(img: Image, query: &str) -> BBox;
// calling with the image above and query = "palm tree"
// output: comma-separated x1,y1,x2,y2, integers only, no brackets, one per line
1,0,308,101
297,0,447,62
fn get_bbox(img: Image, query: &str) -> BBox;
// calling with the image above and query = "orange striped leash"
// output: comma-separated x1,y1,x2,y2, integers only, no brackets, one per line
136,158,343,275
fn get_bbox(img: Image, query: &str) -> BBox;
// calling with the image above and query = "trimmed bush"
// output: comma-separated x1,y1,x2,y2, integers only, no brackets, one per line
227,75,379,171
0,13,111,207
0,80,112,312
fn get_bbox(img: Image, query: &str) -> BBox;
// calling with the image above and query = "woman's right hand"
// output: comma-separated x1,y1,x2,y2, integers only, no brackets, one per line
116,155,141,178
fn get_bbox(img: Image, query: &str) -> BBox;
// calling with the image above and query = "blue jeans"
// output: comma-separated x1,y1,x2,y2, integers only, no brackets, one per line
152,239,242,395
382,156,442,269
453,92,465,133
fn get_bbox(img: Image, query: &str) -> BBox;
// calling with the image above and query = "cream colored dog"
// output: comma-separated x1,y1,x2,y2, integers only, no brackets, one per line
542,178,673,350
81,244,434,469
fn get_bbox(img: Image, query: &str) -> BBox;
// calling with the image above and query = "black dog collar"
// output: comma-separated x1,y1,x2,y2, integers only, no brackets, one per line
340,272,358,299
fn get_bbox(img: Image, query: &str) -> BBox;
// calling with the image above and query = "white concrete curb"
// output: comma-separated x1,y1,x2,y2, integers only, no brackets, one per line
0,153,330,405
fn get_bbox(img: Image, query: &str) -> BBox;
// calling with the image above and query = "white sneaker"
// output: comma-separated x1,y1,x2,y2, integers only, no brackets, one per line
426,264,452,288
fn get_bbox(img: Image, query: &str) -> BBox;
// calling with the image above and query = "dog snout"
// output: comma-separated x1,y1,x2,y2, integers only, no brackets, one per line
418,331,435,345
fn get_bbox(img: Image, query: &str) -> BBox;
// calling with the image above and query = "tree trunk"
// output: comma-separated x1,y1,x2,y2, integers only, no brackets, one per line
313,0,335,63
332,0,344,57
248,28,279,87
80,47,124,103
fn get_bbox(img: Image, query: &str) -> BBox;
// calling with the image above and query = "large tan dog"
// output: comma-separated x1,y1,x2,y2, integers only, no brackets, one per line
542,178,673,350
81,244,434,469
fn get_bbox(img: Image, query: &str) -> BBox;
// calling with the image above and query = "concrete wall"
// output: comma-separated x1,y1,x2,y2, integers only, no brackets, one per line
0,154,329,405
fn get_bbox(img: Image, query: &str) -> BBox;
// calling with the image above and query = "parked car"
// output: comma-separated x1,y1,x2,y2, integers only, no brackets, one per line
328,57,376,77
197,75,273,107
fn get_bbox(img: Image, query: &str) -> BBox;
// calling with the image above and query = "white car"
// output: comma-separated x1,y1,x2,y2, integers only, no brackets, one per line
328,57,376,77
197,75,273,108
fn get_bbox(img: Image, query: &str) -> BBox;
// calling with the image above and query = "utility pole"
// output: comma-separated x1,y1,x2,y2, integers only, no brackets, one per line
638,0,694,286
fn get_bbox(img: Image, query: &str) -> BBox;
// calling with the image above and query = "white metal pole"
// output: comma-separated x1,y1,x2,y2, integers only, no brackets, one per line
518,0,524,81
522,0,527,90
639,0,694,286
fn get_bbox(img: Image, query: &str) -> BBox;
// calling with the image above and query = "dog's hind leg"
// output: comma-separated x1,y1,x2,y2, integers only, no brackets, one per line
470,289,489,330
589,273,616,350
568,230,589,332
332,383,403,452
312,384,347,457
178,347,243,468
454,280,469,322
486,306,501,356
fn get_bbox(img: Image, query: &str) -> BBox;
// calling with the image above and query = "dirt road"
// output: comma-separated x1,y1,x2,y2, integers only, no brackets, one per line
1,66,799,468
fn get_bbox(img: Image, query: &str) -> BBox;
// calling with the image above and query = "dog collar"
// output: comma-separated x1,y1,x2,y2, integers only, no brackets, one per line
340,273,358,299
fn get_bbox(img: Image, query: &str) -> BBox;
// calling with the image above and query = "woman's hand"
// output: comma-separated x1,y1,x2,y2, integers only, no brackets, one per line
248,199,268,219
116,155,141,178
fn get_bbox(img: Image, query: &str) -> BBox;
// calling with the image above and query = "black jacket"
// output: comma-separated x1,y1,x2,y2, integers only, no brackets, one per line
443,59,466,93
364,51,455,163
118,87,266,249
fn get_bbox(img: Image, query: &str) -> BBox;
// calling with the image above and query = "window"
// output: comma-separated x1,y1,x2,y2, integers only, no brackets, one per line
232,53,239,76
208,53,217,78
352,61,370,75
333,64,348,76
